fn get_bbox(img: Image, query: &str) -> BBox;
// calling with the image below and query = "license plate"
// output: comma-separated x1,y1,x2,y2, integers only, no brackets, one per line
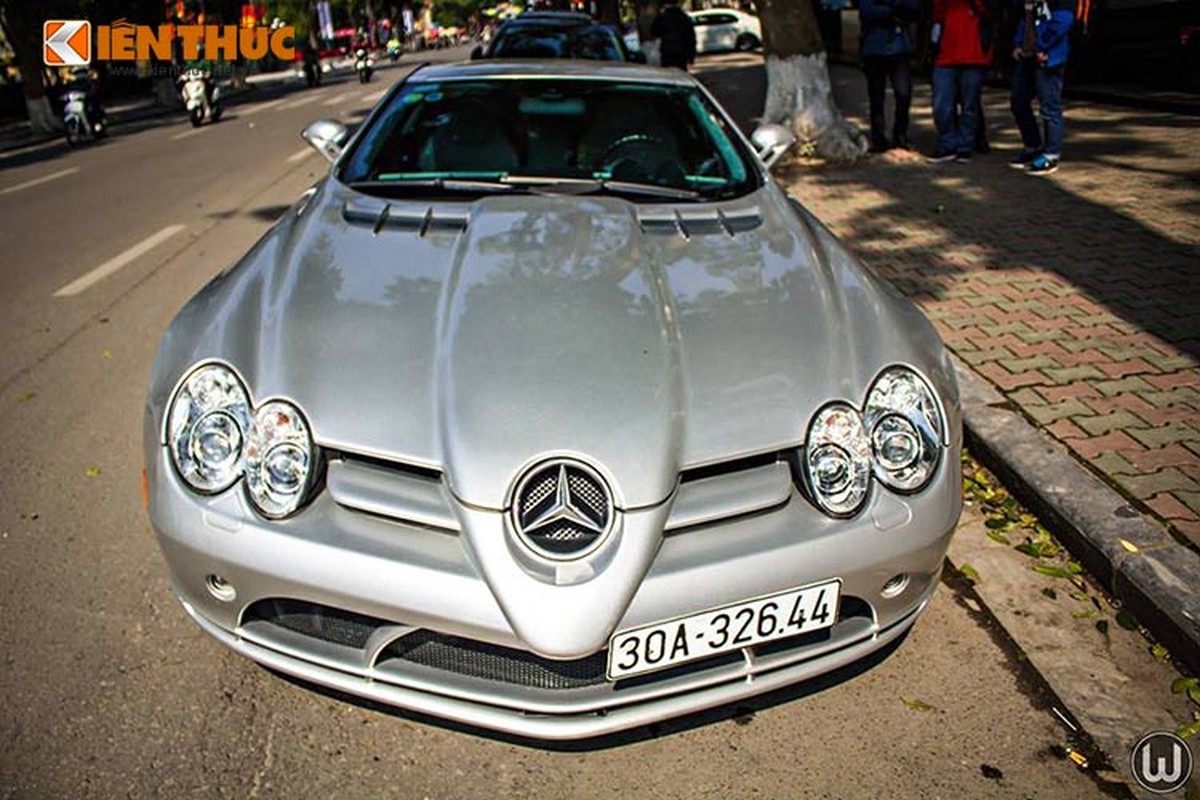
607,579,841,681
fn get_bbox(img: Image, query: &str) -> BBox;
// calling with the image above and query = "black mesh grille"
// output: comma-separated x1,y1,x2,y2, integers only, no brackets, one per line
379,631,609,690
243,599,390,650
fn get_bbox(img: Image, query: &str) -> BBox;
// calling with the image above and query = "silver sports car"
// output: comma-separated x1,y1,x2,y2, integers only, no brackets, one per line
144,61,962,740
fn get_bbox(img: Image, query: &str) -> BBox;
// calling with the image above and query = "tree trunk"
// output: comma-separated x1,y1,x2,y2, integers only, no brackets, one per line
754,0,864,163
1,0,62,134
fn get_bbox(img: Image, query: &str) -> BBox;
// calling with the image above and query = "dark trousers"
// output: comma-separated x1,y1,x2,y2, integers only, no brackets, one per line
863,54,912,146
1011,58,1066,157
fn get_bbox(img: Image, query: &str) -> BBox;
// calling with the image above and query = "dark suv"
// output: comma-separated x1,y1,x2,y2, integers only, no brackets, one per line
473,12,643,62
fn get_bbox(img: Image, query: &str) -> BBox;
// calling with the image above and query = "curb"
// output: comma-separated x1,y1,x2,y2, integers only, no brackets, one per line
955,357,1200,676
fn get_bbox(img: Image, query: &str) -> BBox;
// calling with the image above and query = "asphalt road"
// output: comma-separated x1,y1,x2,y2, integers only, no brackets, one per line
0,47,1155,799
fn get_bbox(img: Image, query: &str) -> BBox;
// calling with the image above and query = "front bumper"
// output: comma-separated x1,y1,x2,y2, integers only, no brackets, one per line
149,447,960,740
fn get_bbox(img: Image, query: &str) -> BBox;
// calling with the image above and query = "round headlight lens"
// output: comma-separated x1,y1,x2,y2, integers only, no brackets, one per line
865,367,943,492
245,401,314,519
168,364,252,493
804,403,871,517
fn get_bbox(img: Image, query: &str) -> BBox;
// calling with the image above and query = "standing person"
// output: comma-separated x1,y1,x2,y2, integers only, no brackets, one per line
1010,0,1074,174
651,0,696,71
858,0,918,152
927,0,997,163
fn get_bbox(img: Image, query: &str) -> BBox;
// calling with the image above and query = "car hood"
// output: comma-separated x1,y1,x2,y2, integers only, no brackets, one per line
150,182,954,512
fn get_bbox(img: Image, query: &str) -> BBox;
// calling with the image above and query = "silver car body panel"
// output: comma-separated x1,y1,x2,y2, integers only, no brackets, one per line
145,63,962,738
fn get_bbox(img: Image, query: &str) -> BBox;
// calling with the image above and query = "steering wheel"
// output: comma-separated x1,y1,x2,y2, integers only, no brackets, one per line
597,134,685,187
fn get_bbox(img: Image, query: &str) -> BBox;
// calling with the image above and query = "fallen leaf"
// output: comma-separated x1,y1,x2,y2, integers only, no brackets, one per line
1041,587,1058,600
1150,643,1169,660
102,349,113,359
1119,539,1139,554
85,465,101,478
1176,719,1200,740
987,530,1012,546
1073,609,1099,620
1032,565,1073,579
1095,620,1109,636
16,390,37,402
959,564,981,584
1173,677,1199,694
901,697,936,712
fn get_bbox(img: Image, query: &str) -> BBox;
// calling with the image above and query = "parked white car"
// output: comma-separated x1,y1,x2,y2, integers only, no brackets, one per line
689,8,762,53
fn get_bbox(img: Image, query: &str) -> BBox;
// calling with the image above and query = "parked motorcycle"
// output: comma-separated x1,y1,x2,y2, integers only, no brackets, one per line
180,68,222,127
354,47,373,83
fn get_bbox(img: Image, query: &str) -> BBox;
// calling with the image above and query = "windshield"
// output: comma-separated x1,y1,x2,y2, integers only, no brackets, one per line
339,78,761,201
486,23,625,60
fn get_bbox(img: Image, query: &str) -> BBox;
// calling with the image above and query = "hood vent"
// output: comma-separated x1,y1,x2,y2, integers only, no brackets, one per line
343,200,469,237
638,208,762,240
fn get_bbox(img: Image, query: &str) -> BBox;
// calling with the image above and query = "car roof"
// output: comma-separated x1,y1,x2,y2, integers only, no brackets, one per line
511,11,593,22
411,60,697,86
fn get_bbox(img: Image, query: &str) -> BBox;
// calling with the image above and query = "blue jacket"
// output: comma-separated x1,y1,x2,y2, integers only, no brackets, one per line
858,0,920,57
1013,0,1074,68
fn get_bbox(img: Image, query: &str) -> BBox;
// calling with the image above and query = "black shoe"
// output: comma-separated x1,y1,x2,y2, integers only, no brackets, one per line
926,149,956,163
1009,149,1039,169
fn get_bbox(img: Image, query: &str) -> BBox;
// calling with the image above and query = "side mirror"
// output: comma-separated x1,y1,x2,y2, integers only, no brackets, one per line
301,118,350,163
469,45,484,60
750,123,796,169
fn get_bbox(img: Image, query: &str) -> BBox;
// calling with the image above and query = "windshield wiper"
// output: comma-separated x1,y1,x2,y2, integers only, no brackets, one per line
499,175,700,201
347,178,526,196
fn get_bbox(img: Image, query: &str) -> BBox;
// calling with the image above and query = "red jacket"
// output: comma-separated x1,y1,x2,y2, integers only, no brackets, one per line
933,0,996,66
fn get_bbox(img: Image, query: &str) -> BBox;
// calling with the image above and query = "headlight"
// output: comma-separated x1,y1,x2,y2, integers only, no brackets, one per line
245,401,314,519
864,367,943,492
168,363,252,493
804,403,872,517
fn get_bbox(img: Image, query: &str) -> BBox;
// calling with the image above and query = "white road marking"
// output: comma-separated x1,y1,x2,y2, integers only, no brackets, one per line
286,147,314,163
279,94,320,111
321,90,356,106
239,97,288,116
53,224,186,297
0,167,80,196
170,125,209,141
359,88,387,105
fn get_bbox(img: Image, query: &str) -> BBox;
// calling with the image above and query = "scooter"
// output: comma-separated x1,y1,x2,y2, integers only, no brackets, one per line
181,68,222,127
354,48,373,83
62,87,105,146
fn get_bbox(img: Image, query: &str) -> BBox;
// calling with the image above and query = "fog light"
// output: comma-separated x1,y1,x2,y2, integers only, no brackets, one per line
881,573,909,599
205,574,237,603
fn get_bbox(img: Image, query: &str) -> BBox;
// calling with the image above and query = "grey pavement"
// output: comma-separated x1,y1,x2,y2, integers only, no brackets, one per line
700,52,1200,679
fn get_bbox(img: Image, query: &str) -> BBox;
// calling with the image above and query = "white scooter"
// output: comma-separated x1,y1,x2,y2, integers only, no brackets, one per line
354,48,373,83
181,68,222,127
62,87,105,146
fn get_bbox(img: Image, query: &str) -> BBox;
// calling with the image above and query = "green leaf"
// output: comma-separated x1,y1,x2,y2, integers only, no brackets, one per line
1096,620,1109,636
15,390,36,402
1073,609,1099,619
1188,686,1200,705
959,564,981,584
1069,591,1090,603
85,465,101,478
1171,677,1198,694
987,530,1012,546
1177,719,1200,740
1150,643,1169,660
1066,561,1083,575
985,517,1012,530
1041,587,1058,600
1115,610,1139,631
901,697,936,712
1033,565,1073,579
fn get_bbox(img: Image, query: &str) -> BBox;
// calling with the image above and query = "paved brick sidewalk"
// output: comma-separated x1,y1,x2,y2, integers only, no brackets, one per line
776,66,1200,550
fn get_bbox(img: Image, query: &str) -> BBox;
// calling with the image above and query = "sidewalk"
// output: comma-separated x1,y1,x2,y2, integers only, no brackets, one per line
735,60,1200,670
